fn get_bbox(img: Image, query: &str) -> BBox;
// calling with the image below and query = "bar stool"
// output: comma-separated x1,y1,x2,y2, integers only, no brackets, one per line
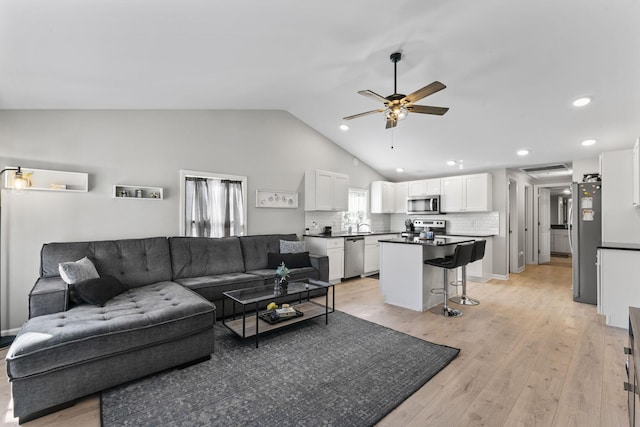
450,240,486,306
424,242,474,317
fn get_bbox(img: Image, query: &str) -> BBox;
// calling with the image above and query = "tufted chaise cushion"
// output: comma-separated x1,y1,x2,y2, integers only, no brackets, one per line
40,237,172,288
6,282,214,380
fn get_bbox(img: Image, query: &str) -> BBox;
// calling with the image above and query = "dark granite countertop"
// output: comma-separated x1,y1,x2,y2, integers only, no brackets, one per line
440,233,496,238
304,231,401,238
599,242,640,251
379,236,475,247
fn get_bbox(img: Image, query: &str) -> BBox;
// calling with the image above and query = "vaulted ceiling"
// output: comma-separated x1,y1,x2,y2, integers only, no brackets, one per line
1,0,638,179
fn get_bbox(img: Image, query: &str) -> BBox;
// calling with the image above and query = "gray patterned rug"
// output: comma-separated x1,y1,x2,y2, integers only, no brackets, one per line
101,311,459,426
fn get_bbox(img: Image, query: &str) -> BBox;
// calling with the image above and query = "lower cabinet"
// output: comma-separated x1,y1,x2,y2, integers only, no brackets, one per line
598,248,640,328
364,234,399,275
304,236,344,284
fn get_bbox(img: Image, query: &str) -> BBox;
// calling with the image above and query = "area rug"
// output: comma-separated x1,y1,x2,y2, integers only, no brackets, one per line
101,311,459,426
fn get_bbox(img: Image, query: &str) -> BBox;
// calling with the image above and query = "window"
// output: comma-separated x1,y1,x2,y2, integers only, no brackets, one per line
342,188,368,231
180,170,247,237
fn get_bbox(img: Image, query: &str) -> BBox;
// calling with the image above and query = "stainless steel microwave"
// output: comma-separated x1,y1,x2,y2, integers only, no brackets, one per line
407,195,441,215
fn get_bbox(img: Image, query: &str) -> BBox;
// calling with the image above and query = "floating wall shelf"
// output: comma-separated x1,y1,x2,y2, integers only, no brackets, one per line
113,185,163,200
2,167,88,192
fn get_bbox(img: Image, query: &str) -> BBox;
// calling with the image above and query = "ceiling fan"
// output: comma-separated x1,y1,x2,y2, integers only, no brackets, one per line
343,52,449,129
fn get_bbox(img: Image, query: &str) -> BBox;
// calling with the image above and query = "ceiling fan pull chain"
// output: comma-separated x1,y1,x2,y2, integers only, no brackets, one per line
391,129,394,149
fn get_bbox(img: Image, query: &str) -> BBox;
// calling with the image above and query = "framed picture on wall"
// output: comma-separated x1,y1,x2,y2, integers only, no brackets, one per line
256,189,298,208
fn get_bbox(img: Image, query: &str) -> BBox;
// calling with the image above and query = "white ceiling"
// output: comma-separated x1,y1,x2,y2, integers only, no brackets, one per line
1,0,638,180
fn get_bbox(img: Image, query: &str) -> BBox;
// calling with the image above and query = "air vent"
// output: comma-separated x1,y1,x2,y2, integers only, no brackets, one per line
520,163,571,179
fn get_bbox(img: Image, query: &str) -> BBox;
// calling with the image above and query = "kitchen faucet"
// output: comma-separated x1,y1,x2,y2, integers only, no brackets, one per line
357,223,369,232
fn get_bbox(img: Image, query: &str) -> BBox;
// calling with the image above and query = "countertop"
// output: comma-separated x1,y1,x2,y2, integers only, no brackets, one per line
442,233,496,238
379,236,475,247
599,242,640,251
304,231,401,238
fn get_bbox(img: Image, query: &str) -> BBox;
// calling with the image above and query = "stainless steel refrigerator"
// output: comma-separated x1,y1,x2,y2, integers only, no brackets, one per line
570,181,602,304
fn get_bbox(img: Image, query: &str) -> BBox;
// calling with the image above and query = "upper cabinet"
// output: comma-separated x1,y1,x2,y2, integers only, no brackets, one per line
305,170,349,211
394,181,408,213
408,178,441,196
441,173,492,212
371,181,395,213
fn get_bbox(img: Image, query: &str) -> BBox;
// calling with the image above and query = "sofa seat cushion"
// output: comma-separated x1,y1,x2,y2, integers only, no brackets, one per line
175,273,264,301
6,282,214,380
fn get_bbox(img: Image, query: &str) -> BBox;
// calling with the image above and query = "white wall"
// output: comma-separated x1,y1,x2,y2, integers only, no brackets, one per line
600,149,640,243
572,157,599,182
0,110,385,331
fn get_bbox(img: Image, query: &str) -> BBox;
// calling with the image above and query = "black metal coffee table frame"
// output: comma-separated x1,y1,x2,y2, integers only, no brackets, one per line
222,279,334,348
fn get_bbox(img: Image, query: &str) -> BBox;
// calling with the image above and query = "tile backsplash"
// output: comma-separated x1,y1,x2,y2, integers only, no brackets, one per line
303,211,498,235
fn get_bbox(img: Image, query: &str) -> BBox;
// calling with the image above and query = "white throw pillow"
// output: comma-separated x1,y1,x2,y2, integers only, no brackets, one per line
280,240,305,254
58,256,100,284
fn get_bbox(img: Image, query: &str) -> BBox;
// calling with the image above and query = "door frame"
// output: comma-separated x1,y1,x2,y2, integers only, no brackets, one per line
533,180,571,264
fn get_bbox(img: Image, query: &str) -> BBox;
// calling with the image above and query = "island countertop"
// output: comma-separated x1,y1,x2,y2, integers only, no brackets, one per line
379,236,475,247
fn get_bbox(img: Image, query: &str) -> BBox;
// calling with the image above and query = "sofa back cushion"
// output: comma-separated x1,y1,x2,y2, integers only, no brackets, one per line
40,237,172,288
239,234,299,271
169,236,245,279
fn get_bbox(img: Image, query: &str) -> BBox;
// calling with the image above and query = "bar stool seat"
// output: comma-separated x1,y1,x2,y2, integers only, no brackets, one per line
450,240,486,306
424,242,474,317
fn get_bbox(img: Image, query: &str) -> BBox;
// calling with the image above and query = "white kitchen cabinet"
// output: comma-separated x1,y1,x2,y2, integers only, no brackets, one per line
408,178,441,197
370,181,395,213
303,236,344,284
304,170,349,211
363,234,398,275
550,229,570,253
598,248,640,329
441,173,492,212
394,182,408,213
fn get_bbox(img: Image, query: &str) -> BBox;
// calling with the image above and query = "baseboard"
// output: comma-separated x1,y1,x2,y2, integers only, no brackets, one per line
491,274,509,280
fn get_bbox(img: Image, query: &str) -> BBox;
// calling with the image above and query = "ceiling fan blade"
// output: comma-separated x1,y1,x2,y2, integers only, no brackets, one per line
343,109,384,120
358,90,389,104
407,105,449,115
385,117,397,129
403,81,446,104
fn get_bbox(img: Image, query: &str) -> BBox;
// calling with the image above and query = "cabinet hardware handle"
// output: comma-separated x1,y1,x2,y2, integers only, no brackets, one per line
624,382,639,394
625,347,632,355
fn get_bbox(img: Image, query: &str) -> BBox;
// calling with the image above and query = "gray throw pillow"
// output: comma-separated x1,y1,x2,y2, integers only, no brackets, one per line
58,256,100,284
280,240,305,253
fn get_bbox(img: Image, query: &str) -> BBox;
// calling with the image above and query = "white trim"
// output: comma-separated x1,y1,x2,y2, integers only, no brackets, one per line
179,169,248,236
532,180,571,264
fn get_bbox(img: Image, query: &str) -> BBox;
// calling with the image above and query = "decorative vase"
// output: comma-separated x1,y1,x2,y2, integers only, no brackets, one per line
279,277,288,291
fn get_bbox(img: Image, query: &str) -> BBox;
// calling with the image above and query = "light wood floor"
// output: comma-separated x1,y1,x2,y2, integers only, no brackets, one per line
0,262,628,426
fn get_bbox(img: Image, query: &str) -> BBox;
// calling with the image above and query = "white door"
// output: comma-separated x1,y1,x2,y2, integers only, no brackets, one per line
538,188,551,263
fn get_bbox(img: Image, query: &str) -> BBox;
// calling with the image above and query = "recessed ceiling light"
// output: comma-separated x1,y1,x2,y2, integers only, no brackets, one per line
339,124,349,131
572,97,591,107
517,149,530,156
446,160,456,166
581,139,596,146
396,168,404,173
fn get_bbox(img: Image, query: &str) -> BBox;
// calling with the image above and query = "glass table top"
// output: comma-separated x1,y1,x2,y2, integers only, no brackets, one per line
223,281,328,305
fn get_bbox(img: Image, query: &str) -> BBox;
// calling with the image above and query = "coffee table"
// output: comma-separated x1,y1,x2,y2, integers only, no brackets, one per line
222,279,334,348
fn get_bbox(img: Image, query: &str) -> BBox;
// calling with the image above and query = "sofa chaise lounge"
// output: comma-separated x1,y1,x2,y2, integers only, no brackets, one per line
6,234,328,423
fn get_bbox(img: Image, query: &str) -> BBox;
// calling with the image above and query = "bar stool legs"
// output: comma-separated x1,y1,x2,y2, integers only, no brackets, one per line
449,265,479,305
441,268,462,317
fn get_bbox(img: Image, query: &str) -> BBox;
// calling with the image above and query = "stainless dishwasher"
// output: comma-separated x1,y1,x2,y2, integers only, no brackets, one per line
344,236,365,279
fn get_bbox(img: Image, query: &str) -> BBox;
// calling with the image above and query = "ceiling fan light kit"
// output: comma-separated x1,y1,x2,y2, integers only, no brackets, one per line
343,52,449,129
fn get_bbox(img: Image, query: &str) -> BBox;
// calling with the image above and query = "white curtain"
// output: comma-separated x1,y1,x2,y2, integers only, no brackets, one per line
187,177,244,237
185,178,211,237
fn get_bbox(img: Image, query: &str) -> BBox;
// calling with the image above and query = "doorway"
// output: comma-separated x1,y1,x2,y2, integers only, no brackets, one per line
533,181,572,264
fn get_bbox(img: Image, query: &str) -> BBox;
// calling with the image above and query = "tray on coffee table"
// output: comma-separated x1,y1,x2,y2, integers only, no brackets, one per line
258,308,304,325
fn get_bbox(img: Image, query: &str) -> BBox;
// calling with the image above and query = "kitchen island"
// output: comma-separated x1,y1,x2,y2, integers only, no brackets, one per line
379,236,475,312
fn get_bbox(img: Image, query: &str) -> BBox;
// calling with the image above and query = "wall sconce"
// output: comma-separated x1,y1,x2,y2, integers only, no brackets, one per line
1,166,32,190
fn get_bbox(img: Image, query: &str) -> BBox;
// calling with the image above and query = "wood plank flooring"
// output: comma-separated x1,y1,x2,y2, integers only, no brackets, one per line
0,262,628,426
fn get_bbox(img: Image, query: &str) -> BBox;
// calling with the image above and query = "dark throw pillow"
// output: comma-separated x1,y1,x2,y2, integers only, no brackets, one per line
71,276,128,307
267,252,312,269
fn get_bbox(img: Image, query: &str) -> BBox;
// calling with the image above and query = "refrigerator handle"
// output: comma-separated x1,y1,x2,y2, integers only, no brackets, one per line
568,205,573,254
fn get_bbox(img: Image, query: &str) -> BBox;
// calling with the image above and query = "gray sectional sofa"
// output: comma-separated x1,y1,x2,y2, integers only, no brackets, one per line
6,233,328,423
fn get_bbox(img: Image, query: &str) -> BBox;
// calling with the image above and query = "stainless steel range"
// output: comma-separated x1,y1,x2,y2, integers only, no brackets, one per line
401,219,446,238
